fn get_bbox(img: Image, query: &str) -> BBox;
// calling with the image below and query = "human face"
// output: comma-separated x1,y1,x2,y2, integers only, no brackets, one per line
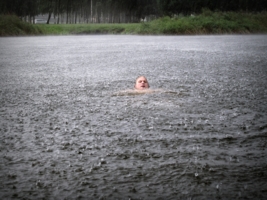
135,76,149,90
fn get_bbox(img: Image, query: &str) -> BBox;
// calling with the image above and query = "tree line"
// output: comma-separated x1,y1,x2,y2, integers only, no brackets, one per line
1,0,266,24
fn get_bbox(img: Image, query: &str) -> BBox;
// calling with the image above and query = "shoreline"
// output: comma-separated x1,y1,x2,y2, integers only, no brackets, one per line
1,11,267,36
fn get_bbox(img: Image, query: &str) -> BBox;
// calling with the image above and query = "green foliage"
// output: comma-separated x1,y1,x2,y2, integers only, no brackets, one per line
1,11,267,36
137,23,152,34
35,23,139,35
0,15,43,36
201,8,213,17
2,0,267,25
144,11,267,34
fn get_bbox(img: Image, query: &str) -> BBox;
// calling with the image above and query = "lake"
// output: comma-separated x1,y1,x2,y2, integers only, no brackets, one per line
0,35,267,199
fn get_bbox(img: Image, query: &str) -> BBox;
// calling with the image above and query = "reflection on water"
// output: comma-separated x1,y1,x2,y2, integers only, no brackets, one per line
0,35,267,199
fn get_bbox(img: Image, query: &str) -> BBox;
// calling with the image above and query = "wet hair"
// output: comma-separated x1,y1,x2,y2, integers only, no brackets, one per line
134,76,150,88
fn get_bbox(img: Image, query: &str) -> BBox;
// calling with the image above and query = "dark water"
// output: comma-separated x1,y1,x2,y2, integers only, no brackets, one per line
0,35,267,199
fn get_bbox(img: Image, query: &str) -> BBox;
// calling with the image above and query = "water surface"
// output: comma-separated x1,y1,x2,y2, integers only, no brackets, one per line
0,35,267,199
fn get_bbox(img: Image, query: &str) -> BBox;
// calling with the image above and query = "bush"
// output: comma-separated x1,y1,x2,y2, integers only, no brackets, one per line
0,15,43,36
1,11,267,36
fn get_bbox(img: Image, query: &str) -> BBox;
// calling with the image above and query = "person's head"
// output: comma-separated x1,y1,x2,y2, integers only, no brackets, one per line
134,76,149,90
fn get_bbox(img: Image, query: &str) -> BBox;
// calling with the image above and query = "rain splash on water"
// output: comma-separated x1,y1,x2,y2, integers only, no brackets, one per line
0,35,267,199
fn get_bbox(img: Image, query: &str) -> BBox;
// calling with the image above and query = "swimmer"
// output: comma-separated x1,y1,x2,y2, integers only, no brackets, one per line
134,76,150,90
113,75,169,96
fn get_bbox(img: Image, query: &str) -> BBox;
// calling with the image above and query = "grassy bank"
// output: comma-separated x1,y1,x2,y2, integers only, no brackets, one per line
36,23,139,35
146,10,267,34
1,11,267,36
0,15,43,36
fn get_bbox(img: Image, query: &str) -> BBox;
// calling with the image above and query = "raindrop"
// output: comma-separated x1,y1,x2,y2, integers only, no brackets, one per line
100,158,107,164
113,187,118,192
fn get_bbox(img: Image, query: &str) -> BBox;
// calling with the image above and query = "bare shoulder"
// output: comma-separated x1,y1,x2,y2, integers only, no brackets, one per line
113,88,167,96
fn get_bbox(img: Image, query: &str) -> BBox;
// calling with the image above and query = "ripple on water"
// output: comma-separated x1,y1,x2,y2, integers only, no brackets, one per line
0,35,267,199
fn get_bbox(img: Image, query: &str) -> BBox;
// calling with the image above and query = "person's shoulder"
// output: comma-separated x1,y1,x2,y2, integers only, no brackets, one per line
113,88,165,96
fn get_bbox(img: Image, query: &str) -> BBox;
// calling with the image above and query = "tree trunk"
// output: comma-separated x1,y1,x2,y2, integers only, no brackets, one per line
75,11,77,24
91,0,93,23
57,0,61,24
47,12,52,24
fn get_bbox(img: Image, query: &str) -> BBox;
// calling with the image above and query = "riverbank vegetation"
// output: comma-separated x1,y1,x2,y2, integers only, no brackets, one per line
0,15,43,36
1,0,267,25
144,10,267,34
1,11,267,36
1,0,267,36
